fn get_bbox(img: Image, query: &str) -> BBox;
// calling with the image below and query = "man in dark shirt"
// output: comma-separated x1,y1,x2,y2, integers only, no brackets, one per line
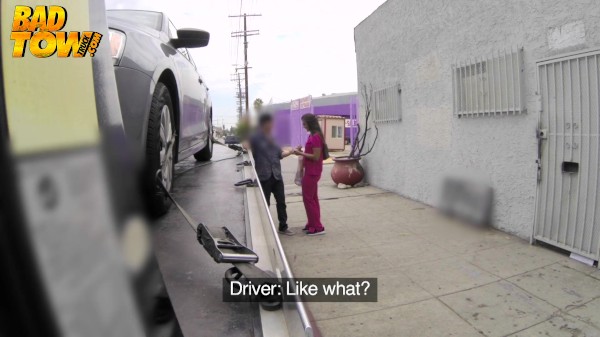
249,114,294,235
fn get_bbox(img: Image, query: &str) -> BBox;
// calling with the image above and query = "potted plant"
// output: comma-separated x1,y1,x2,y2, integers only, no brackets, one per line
331,84,379,186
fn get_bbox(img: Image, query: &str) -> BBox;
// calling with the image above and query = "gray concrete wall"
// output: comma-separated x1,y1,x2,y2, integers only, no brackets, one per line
354,0,600,238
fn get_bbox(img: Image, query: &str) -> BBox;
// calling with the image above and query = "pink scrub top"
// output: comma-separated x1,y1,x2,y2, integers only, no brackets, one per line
304,133,323,176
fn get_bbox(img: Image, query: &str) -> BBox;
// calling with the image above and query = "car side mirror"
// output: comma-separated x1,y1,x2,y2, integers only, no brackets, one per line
171,29,210,48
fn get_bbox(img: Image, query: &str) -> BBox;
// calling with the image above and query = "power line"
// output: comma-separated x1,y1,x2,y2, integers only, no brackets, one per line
229,13,261,118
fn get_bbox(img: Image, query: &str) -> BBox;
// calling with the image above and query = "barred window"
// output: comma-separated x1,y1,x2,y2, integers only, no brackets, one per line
452,47,525,117
374,84,402,123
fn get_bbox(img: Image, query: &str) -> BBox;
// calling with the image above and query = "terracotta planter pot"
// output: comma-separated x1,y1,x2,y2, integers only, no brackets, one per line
331,156,364,186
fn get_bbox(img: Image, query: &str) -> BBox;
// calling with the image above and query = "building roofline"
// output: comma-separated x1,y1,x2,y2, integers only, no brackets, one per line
354,0,392,31
263,92,357,110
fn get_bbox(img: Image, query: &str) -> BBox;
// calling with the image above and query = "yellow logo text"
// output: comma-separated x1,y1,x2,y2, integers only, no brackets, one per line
11,5,103,58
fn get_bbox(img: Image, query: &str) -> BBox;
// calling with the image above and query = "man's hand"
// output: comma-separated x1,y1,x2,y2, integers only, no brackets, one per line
282,149,293,158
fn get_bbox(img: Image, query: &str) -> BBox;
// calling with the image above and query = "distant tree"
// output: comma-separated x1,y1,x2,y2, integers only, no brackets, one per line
253,98,264,113
235,116,251,140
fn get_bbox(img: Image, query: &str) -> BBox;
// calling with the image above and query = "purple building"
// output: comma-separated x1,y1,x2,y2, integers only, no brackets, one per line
263,92,359,149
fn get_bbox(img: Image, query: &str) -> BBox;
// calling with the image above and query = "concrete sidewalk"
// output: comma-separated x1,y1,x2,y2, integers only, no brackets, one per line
274,156,600,337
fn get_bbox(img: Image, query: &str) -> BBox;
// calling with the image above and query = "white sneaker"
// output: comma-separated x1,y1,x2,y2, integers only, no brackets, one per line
279,229,295,236
306,229,325,236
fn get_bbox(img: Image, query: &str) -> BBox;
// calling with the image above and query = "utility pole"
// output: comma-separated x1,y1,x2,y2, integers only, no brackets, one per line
230,13,261,117
230,71,245,121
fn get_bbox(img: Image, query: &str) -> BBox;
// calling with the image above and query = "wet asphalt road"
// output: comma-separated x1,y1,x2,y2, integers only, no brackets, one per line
152,145,257,337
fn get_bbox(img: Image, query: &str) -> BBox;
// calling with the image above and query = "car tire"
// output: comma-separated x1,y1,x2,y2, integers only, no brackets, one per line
193,113,213,161
145,82,175,216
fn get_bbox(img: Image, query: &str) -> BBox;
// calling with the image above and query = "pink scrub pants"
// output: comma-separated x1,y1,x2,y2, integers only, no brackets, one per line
302,174,324,232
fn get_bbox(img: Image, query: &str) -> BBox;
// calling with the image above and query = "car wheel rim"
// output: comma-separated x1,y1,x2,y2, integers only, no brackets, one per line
159,105,173,192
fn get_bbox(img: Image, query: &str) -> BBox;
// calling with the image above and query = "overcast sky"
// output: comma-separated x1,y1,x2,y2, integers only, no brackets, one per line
105,0,386,128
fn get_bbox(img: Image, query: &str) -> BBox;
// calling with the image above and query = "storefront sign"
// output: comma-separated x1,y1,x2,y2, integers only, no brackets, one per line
345,119,357,128
291,96,312,111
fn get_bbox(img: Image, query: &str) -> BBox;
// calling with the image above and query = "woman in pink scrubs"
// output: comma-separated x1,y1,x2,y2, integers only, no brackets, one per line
294,114,326,236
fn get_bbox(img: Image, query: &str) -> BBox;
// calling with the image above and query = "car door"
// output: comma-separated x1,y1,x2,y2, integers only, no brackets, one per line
188,55,210,146
167,20,206,155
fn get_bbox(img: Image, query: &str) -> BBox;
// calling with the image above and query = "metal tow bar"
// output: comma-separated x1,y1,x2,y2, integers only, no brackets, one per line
155,171,282,311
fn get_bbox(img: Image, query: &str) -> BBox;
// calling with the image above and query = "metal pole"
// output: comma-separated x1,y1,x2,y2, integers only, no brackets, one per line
244,14,249,117
229,13,260,118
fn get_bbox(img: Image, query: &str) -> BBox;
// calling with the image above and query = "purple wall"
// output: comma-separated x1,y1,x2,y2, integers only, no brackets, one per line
313,103,358,142
290,106,312,147
273,109,289,146
272,97,359,148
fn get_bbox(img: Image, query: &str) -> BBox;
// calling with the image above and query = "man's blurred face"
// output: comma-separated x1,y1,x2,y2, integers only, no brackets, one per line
261,120,273,134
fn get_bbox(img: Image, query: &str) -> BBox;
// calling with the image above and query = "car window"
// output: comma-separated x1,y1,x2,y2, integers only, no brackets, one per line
168,20,178,39
168,20,194,63
107,10,163,31
179,48,190,61
187,51,197,68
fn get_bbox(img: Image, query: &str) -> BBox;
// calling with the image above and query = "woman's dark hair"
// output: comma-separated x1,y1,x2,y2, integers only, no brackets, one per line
301,114,324,140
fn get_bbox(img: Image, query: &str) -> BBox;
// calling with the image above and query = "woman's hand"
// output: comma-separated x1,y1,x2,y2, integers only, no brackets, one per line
294,148,320,161
282,149,293,158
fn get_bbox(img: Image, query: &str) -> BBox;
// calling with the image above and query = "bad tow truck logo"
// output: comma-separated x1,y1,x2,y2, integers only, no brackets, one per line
11,5,103,58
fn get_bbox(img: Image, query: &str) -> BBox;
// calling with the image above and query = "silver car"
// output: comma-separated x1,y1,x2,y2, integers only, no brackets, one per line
107,10,213,215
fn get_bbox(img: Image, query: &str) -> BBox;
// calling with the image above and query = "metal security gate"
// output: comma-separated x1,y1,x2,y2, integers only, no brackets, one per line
534,49,600,261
